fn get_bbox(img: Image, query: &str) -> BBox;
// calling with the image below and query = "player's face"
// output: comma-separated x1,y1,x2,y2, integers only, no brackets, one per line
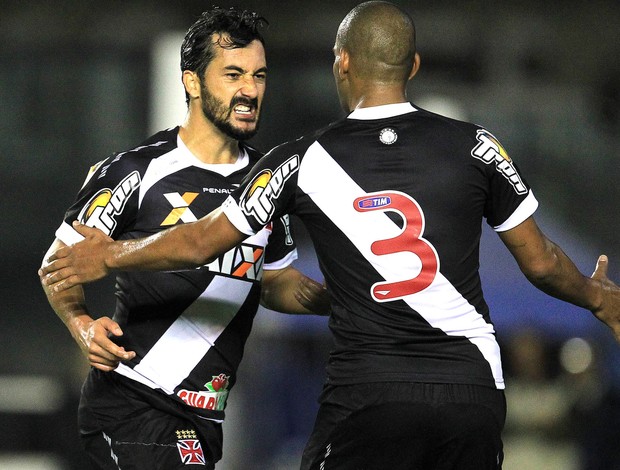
200,38,267,140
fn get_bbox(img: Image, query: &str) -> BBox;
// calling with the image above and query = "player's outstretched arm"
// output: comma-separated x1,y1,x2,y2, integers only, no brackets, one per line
499,216,620,342
39,239,136,371
262,267,331,315
39,207,246,292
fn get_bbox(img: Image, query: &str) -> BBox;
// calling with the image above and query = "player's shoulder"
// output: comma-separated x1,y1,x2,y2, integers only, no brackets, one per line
113,127,179,164
80,127,180,188
93,127,180,173
412,105,483,139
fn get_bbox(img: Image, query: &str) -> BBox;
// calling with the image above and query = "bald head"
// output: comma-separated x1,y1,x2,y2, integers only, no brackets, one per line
335,1,416,84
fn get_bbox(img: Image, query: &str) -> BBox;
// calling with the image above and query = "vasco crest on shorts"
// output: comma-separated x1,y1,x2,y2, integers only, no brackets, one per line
176,429,206,466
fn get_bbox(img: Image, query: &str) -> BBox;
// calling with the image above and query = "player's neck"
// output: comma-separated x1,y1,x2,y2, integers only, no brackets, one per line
348,84,408,111
179,113,239,165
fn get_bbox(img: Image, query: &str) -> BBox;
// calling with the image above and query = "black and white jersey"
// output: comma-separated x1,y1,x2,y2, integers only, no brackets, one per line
223,103,538,390
56,127,297,421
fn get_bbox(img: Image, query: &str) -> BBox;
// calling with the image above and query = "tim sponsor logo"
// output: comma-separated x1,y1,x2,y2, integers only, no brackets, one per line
356,196,391,210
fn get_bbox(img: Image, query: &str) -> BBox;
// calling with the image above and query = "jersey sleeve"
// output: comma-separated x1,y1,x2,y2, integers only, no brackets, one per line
222,145,301,235
471,128,539,232
263,214,298,271
55,154,142,245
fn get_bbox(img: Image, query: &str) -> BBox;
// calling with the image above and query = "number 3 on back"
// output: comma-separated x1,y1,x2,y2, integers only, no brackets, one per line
354,191,439,302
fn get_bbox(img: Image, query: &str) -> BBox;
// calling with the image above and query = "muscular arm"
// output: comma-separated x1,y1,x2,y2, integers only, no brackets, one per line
499,216,620,341
261,267,330,315
40,239,136,371
40,207,246,291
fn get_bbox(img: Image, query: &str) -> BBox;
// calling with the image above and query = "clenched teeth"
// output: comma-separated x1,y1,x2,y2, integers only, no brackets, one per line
234,105,252,114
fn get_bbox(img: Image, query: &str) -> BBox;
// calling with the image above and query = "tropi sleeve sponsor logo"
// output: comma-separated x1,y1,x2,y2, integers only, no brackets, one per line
239,155,299,225
78,171,141,236
471,130,527,194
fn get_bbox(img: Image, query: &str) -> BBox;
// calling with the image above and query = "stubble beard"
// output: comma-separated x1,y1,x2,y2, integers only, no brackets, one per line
200,82,260,141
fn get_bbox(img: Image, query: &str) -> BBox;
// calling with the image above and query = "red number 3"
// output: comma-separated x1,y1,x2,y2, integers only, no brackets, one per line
354,191,439,302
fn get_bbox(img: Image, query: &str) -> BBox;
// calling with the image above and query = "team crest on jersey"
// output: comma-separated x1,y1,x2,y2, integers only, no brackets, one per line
471,130,527,195
78,171,141,236
175,429,206,466
239,155,299,225
379,127,398,145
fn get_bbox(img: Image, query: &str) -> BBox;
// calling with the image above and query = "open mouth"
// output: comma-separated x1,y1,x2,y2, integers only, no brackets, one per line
233,104,253,116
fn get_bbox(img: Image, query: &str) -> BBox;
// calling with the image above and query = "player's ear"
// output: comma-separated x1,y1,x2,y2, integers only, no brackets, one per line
182,70,201,101
408,53,421,81
337,48,349,80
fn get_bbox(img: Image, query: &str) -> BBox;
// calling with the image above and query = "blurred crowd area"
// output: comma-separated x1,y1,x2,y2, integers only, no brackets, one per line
1,0,619,468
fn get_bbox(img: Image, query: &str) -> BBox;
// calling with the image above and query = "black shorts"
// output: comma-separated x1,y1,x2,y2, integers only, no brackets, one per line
79,370,223,470
301,382,506,470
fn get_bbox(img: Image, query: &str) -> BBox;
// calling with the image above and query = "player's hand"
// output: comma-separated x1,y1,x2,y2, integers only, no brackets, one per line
76,316,136,372
590,255,620,343
295,276,331,315
39,222,113,292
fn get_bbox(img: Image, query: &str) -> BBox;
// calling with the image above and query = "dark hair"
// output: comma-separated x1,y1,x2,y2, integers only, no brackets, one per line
180,6,268,101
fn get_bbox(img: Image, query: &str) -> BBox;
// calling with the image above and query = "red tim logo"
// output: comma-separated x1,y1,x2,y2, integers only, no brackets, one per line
177,439,206,466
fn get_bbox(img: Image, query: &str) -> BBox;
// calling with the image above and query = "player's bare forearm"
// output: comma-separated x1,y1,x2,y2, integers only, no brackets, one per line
262,267,330,315
40,207,246,292
500,217,620,342
40,241,136,369
524,240,601,309
500,218,599,309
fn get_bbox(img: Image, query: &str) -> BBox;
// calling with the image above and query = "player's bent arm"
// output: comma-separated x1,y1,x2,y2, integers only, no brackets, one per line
39,239,136,370
41,207,247,291
106,206,247,271
499,216,620,341
499,217,601,309
261,267,330,315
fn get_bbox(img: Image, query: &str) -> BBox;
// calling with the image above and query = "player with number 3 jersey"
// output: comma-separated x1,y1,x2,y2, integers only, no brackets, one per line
223,102,532,394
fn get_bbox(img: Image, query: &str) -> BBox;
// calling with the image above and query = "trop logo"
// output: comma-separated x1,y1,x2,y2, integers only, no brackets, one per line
471,130,527,195
78,171,141,235
240,156,299,225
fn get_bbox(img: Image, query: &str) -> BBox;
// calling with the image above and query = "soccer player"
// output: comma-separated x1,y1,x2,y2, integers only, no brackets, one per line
41,2,620,469
39,7,328,470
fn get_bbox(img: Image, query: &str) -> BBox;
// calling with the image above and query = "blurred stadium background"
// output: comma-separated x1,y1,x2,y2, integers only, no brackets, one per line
1,0,619,468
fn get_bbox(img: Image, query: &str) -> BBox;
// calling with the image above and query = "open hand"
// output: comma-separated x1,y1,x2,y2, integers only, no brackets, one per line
590,255,620,343
39,222,113,292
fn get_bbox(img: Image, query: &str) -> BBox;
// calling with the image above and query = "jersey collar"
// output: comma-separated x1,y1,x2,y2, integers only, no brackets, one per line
347,102,417,120
176,134,250,176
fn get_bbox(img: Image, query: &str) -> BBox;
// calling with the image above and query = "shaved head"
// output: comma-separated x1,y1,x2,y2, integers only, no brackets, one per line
335,1,416,83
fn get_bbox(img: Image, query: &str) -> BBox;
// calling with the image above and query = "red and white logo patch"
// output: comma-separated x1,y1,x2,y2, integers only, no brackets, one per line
177,439,205,465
